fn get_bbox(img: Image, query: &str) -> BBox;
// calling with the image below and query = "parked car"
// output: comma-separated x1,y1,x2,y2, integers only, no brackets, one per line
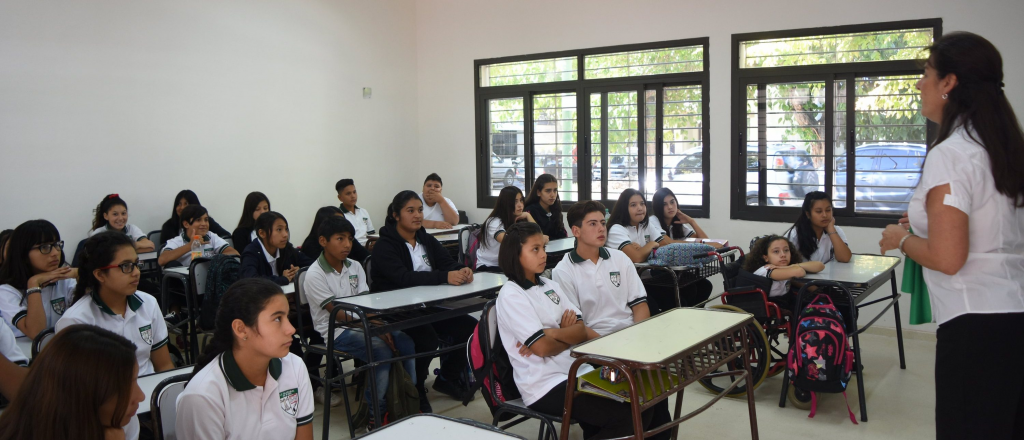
744,143,822,206
835,143,926,213
592,155,638,181
491,153,524,189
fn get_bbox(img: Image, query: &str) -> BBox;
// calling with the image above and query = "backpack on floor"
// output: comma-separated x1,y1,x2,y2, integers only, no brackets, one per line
200,255,242,330
466,313,521,420
787,293,858,424
646,242,716,267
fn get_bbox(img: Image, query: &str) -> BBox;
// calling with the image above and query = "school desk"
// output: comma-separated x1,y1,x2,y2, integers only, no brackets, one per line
362,413,526,440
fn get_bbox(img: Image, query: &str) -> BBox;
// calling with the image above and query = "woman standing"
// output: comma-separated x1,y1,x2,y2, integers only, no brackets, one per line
879,32,1024,439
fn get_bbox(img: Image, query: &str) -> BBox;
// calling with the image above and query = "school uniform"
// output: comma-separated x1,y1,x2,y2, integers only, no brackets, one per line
0,318,27,366
56,291,168,375
418,193,457,223
231,227,258,254
784,226,848,263
605,222,666,251
496,277,664,440
160,217,230,247
606,222,711,311
474,217,506,271
752,266,797,313
176,352,314,440
647,216,694,241
89,224,148,242
524,203,567,240
340,205,375,246
300,234,370,266
552,246,647,336
239,240,314,286
0,278,76,338
161,232,231,267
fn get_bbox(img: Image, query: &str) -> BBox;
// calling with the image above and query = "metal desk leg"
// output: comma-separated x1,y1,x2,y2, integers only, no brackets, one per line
852,330,868,422
741,326,760,439
889,271,907,369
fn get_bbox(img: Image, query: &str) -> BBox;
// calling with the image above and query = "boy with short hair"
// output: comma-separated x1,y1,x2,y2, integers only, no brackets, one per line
336,179,375,246
419,173,459,229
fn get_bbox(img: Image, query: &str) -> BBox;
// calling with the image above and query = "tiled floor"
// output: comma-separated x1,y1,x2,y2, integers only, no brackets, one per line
310,332,937,440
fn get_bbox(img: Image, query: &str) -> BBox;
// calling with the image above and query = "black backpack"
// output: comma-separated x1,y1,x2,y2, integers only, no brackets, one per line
199,255,241,330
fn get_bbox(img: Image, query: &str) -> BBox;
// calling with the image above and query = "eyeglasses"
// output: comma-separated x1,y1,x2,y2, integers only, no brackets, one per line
31,241,65,255
98,262,143,274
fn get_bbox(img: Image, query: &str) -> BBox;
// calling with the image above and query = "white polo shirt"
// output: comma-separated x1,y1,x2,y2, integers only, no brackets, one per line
90,224,148,242
0,278,77,338
303,253,369,343
176,352,314,440
496,277,594,406
552,247,647,336
753,266,790,298
419,193,457,223
258,239,280,276
406,241,432,272
341,205,375,246
784,226,847,263
606,222,666,251
647,216,694,241
55,291,168,376
475,217,505,269
0,318,27,366
162,232,231,267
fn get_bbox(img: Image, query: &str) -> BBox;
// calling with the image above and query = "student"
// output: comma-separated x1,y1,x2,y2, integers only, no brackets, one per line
0,321,27,400
240,211,313,286
232,192,271,252
159,190,230,245
336,179,375,246
784,191,852,263
0,229,12,267
89,194,155,253
0,220,77,339
56,231,174,376
301,206,371,264
523,174,568,240
476,186,544,273
419,173,459,229
496,222,661,440
176,278,314,440
370,190,478,408
303,216,416,428
650,187,713,244
158,205,238,267
743,235,825,312
0,325,146,440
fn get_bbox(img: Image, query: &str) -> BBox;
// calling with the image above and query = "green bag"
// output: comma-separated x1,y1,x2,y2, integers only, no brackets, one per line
348,349,419,428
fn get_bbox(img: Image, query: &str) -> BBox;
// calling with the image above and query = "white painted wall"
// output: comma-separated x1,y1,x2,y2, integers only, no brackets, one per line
413,0,1024,333
0,0,418,250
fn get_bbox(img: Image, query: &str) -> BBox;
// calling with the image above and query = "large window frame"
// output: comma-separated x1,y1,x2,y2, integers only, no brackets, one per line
475,38,711,215
730,19,942,228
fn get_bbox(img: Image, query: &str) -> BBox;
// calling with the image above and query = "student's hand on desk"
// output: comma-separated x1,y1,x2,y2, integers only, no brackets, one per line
559,309,577,328
459,267,474,283
447,270,470,285
515,341,535,358
283,265,300,282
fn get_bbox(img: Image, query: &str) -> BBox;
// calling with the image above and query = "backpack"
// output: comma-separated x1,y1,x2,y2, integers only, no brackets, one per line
349,348,421,428
459,225,482,268
787,293,858,424
200,255,242,330
466,309,521,420
646,242,716,267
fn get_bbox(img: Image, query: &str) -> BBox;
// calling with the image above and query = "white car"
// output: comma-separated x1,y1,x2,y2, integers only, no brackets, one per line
490,153,524,189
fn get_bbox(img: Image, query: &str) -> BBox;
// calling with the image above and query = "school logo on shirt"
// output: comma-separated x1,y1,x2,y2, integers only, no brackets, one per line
50,298,66,315
610,272,621,288
349,275,359,290
544,290,560,305
421,254,431,267
139,324,154,345
644,235,650,242
279,388,299,416
362,218,371,229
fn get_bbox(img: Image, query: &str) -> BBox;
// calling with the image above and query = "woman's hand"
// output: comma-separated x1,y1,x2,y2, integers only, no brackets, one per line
898,211,911,230
559,309,577,328
879,224,912,254
447,270,470,286
28,267,74,289
283,265,300,282
674,210,693,225
515,341,535,358
825,215,838,234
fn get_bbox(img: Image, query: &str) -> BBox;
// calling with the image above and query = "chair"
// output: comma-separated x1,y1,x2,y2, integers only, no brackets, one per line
31,327,56,359
148,230,163,255
71,239,87,267
456,224,481,268
458,210,469,225
479,300,568,440
151,373,190,440
224,238,234,249
184,257,214,363
362,255,372,290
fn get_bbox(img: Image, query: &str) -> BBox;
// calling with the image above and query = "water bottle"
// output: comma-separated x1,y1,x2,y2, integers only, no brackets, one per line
604,208,610,221
190,235,203,261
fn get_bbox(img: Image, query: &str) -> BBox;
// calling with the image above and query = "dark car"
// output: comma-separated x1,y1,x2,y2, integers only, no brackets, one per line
835,143,927,213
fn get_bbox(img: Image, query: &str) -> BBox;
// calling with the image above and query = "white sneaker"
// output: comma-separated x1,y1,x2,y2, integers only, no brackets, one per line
314,387,343,407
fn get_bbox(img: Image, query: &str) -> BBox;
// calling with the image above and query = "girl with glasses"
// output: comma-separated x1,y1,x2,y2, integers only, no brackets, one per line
0,220,77,339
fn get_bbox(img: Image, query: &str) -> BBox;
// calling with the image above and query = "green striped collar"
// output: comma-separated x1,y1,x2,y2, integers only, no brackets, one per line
568,246,610,264
220,350,282,392
317,252,351,274
92,292,143,315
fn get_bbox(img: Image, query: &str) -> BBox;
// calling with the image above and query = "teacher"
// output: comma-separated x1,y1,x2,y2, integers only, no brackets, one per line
879,32,1024,439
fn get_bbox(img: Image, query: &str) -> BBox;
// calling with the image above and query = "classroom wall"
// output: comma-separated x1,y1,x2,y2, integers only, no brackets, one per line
0,0,419,250
413,0,1024,334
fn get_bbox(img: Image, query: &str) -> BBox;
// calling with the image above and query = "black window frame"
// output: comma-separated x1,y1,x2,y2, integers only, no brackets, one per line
730,19,942,228
475,37,711,216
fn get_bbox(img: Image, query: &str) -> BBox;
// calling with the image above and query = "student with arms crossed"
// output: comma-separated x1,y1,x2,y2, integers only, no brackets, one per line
176,278,314,440
231,191,271,253
336,179,376,246
370,190,477,410
419,173,459,229
497,222,664,440
304,216,416,428
89,194,155,253
0,220,77,339
158,205,238,267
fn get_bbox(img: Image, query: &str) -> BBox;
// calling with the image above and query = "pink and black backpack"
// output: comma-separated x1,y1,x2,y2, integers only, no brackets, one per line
788,293,858,424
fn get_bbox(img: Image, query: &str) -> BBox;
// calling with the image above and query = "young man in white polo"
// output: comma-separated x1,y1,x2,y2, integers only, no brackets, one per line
419,173,460,229
336,178,375,246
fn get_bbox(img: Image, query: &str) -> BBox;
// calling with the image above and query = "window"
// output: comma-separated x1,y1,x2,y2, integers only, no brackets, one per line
731,20,940,227
475,39,710,215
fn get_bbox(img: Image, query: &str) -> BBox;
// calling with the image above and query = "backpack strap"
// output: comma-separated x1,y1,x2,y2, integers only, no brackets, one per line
842,391,859,425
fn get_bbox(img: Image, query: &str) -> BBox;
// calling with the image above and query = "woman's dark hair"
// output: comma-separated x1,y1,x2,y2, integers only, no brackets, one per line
0,229,14,265
928,32,1024,207
498,222,544,286
481,186,525,249
91,194,128,231
303,206,345,251
167,190,202,232
0,324,137,440
73,232,136,303
385,190,423,227
652,187,688,239
254,212,300,274
784,191,832,260
523,174,565,232
607,189,649,229
743,234,804,273
318,216,356,241
236,192,270,230
192,278,284,381
566,201,606,229
179,205,209,229
0,220,64,292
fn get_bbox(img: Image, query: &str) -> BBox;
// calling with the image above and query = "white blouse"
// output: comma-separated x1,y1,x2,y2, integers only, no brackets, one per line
908,125,1024,325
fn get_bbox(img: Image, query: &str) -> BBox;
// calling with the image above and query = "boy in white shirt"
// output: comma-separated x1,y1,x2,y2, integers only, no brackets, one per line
419,173,459,229
158,205,239,267
336,179,376,246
